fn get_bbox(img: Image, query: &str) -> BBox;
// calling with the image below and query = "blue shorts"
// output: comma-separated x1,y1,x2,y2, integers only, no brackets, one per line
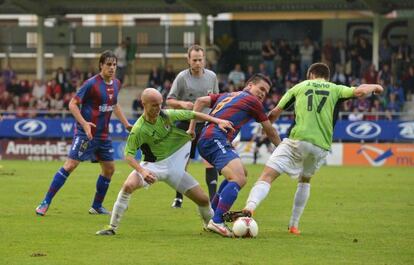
68,135,114,162
197,137,239,173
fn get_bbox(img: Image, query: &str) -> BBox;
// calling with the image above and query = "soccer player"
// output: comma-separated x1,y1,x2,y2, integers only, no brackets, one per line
35,50,133,216
241,62,383,235
188,73,282,237
167,44,219,208
96,88,234,235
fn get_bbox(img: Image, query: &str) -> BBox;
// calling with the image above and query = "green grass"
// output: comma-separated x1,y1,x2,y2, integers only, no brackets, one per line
0,160,413,265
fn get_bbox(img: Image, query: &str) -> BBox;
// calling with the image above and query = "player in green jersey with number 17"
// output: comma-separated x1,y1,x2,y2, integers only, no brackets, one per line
96,88,234,235
226,62,383,235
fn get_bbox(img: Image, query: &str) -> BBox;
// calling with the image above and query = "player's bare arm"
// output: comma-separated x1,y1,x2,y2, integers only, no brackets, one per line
166,98,194,110
124,154,157,184
268,106,284,123
187,95,212,135
261,120,281,146
113,104,133,131
68,97,96,140
353,84,384,97
193,111,234,133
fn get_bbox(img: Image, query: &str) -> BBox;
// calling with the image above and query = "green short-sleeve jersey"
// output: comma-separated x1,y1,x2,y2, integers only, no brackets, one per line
277,79,354,150
124,109,195,162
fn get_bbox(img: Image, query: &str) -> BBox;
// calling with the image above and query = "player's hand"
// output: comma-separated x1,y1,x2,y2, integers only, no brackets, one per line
186,129,196,139
125,123,133,132
217,119,234,133
373,85,384,95
141,169,157,184
182,102,194,110
82,122,96,140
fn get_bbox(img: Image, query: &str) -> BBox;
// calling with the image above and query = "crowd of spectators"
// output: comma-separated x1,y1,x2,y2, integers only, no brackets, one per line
2,36,413,121
0,65,93,118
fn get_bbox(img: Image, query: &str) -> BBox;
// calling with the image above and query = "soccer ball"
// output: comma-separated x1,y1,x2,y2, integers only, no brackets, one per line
232,217,259,238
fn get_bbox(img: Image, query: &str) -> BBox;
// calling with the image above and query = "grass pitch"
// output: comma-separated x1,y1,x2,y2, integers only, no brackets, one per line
0,160,413,265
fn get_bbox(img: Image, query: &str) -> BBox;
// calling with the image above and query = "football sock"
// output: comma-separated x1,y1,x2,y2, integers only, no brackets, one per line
198,204,214,225
92,175,111,208
175,191,183,200
245,180,271,211
212,181,240,223
205,168,218,200
289,183,310,228
110,190,131,229
211,179,229,211
44,167,70,204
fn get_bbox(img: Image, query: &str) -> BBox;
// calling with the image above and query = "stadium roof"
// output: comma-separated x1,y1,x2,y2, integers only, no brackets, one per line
1,0,414,16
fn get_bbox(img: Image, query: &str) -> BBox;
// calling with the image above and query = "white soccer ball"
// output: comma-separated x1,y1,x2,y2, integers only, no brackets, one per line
232,217,259,238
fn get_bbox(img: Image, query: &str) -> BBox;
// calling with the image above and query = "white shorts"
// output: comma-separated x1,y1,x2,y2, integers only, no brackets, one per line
266,138,328,179
132,142,199,194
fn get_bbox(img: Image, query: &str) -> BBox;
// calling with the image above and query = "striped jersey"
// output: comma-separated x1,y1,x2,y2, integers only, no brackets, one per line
74,74,121,140
200,91,268,142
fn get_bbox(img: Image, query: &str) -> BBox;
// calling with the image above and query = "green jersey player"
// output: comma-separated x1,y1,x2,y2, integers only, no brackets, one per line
228,62,383,235
96,88,233,235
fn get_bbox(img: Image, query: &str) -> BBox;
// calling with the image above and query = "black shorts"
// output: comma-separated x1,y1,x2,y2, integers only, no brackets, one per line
175,121,205,159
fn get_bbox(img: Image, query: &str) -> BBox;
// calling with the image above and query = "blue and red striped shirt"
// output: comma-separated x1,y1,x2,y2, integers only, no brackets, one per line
74,74,121,140
200,91,268,142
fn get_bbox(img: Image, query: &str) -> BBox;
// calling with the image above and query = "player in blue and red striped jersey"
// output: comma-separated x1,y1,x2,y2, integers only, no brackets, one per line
188,73,282,237
35,50,133,216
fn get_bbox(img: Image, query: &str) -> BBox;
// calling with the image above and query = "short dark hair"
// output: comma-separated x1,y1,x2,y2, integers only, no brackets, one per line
99,50,117,70
187,44,204,57
246,73,272,88
307,62,330,80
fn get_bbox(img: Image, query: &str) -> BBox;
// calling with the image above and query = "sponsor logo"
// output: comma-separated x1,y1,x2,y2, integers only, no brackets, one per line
98,104,114,112
14,119,47,136
357,145,393,166
346,121,381,139
398,122,414,139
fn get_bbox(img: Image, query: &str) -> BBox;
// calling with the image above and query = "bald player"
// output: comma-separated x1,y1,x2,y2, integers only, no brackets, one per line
96,88,234,235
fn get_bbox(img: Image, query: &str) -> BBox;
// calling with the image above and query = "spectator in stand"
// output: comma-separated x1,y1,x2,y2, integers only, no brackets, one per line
228,63,245,89
271,66,286,95
262,40,276,76
114,41,127,84
348,107,363,121
402,65,414,101
395,37,412,78
379,38,393,68
32,80,46,105
132,91,143,119
163,64,176,83
0,77,6,96
386,93,402,119
377,63,393,90
388,80,405,104
332,64,349,86
278,39,293,74
35,94,50,117
285,63,300,89
7,77,23,106
299,37,314,79
147,66,162,88
205,42,221,73
258,63,269,78
354,96,370,112
55,67,67,87
245,65,255,81
333,39,347,69
68,66,82,86
46,79,62,101
364,64,378,84
358,37,372,77
0,91,15,112
322,38,334,72
2,65,17,87
348,36,360,78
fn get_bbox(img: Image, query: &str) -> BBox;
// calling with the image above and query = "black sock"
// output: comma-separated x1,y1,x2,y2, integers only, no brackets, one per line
205,168,218,200
175,191,183,200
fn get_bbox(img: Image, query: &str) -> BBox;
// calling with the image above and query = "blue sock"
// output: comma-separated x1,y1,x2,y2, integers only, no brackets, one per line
92,175,111,208
212,181,240,223
44,167,70,204
211,179,229,211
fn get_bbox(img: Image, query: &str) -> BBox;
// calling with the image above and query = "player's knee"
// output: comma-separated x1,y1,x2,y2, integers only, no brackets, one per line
63,160,78,173
123,180,140,193
197,193,210,207
299,176,311,183
102,166,115,177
